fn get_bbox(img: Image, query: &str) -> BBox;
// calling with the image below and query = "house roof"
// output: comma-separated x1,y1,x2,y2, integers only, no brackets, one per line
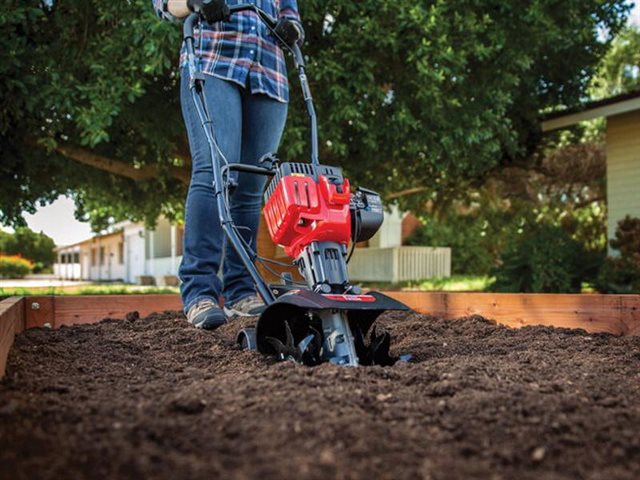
56,230,123,251
542,89,640,132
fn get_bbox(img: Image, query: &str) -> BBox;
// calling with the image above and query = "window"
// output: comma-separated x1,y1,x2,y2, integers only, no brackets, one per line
74,252,80,263
91,248,96,267
118,242,124,265
99,247,105,266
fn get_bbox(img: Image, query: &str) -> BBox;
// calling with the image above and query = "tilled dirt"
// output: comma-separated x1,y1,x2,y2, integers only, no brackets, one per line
1,310,640,480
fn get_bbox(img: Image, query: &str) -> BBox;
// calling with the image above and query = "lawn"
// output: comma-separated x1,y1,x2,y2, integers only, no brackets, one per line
0,283,179,298
360,275,494,292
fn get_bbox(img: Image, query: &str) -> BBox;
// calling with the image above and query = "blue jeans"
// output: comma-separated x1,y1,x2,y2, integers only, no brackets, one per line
179,72,288,312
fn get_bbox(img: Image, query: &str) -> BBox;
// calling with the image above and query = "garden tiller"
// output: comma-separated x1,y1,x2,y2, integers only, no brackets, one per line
183,5,409,366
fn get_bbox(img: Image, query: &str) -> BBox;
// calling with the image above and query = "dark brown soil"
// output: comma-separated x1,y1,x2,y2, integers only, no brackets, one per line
1,310,640,480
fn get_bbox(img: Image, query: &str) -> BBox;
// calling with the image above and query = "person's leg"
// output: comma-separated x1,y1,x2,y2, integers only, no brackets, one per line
222,93,288,307
179,71,243,321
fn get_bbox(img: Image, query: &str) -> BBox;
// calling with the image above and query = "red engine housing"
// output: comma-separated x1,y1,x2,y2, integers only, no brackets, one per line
263,174,352,259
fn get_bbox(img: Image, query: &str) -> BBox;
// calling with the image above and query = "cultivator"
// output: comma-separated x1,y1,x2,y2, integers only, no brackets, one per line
184,5,409,366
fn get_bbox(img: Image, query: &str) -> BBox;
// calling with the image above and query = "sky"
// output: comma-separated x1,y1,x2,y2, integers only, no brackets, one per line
11,2,640,247
631,3,640,25
11,196,93,247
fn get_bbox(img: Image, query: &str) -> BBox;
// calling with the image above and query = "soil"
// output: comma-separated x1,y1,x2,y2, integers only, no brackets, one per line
1,310,640,480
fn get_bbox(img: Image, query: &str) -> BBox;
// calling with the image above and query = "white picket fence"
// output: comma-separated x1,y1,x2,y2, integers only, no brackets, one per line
348,246,451,283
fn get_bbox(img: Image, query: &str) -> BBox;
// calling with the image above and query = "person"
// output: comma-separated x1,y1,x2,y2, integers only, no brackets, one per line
152,0,303,329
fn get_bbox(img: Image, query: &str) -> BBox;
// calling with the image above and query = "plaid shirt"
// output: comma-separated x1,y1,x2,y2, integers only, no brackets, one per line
153,0,301,103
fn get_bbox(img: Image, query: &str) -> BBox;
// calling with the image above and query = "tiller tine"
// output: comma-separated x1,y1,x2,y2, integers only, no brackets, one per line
353,324,396,367
265,321,323,365
254,290,409,366
369,327,395,367
265,321,298,362
298,327,323,366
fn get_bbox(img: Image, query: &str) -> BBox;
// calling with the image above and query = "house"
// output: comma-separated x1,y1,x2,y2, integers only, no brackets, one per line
55,219,183,284
542,90,640,248
55,209,451,285
54,231,126,282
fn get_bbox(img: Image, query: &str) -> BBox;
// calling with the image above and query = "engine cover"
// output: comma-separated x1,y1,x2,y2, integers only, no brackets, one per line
263,163,352,259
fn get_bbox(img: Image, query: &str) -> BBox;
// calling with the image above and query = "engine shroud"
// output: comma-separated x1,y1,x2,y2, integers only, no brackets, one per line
263,163,352,259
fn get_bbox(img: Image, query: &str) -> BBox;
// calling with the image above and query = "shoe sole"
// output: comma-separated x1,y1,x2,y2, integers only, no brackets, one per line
223,306,266,319
190,310,226,330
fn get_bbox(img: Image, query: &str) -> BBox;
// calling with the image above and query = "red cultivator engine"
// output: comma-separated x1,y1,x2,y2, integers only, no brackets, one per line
264,164,352,261
183,6,409,366
245,162,409,366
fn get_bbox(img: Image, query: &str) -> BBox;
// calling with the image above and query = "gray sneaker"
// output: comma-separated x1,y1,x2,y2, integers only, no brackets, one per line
224,294,266,319
186,299,226,330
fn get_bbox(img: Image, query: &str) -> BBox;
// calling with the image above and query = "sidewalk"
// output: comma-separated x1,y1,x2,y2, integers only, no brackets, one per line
0,274,91,289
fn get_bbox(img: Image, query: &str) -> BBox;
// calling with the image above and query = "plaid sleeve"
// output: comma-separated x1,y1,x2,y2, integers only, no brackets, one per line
278,0,301,23
152,0,178,21
278,0,304,43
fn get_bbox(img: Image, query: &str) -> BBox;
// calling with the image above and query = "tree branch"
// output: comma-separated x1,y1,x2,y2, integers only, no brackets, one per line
386,186,429,200
55,144,190,185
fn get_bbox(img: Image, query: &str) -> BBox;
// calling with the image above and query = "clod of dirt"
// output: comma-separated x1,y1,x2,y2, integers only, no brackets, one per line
1,310,640,480
170,397,207,415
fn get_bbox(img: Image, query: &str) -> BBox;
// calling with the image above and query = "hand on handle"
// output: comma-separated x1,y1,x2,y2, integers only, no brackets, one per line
187,0,230,24
274,18,305,48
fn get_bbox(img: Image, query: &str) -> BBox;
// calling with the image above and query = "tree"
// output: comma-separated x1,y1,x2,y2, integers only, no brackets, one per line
0,0,631,229
0,227,57,271
590,25,640,99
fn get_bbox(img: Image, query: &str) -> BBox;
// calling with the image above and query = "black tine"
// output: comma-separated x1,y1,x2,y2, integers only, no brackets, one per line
297,334,316,356
353,324,367,362
310,326,322,353
372,332,395,367
265,336,288,355
308,326,323,364
284,320,295,349
369,327,386,352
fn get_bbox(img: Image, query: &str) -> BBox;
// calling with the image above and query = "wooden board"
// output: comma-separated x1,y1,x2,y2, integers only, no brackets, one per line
388,292,640,336
53,295,183,328
0,297,25,378
24,296,55,330
8,292,640,336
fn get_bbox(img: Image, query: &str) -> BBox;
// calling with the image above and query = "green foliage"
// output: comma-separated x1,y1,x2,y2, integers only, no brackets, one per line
590,25,640,99
0,255,34,279
406,122,608,276
0,0,631,228
358,275,492,291
0,0,184,230
0,228,57,271
596,216,640,293
404,275,494,292
490,224,597,293
0,284,179,298
406,213,509,275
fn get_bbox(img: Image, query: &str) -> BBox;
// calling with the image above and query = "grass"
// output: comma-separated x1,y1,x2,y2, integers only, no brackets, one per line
361,275,494,292
0,283,179,298
2,276,489,298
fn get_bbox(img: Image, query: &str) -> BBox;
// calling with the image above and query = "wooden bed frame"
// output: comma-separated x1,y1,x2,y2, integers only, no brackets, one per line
2,292,639,377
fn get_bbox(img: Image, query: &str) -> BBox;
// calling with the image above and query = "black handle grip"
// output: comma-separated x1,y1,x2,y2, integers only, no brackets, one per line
183,12,199,40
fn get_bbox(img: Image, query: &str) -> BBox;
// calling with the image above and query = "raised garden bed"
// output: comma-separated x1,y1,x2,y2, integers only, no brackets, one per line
1,293,640,479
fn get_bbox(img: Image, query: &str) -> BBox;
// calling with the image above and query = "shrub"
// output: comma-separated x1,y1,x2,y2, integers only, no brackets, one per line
0,228,56,272
405,216,500,275
0,255,34,279
490,224,589,293
596,216,640,293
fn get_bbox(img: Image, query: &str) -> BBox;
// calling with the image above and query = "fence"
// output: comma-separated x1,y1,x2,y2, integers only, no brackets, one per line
348,247,451,283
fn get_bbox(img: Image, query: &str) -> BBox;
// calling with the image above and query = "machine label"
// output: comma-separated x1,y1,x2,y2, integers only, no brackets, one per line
323,294,376,302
